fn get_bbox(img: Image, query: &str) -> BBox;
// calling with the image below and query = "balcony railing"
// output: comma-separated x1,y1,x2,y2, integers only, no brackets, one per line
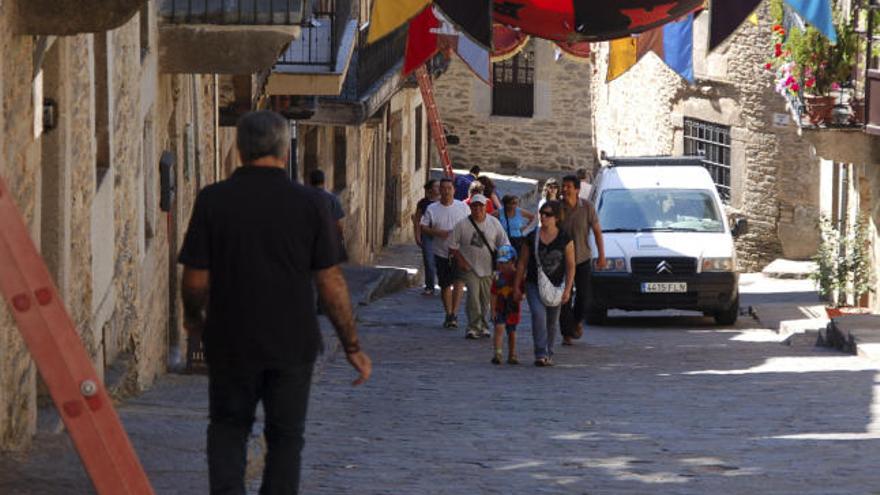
160,0,305,25
277,0,352,67
355,24,407,95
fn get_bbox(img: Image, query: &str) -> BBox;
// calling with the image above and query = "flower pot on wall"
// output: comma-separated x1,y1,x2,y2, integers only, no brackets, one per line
804,95,836,125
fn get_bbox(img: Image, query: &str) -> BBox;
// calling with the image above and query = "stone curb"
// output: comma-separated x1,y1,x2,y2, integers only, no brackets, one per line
750,303,828,337
821,314,880,361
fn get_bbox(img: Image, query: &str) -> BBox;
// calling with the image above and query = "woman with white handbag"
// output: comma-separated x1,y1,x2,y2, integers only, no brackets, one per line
514,200,576,367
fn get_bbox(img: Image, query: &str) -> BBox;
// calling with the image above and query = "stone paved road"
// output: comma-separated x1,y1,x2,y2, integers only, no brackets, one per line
298,286,880,495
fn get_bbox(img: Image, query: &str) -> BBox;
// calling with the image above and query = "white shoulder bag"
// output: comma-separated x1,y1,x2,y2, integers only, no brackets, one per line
534,232,565,307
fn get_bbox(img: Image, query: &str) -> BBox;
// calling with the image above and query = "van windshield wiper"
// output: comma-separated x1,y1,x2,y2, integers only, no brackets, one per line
603,228,641,233
642,227,700,232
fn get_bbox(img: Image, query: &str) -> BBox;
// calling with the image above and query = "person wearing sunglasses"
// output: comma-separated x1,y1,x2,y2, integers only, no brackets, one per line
514,200,575,367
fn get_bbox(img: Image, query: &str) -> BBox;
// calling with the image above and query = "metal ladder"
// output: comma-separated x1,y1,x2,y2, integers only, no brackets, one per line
0,177,154,494
415,65,455,178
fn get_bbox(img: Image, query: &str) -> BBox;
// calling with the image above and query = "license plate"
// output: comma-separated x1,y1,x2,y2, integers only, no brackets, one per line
641,282,687,293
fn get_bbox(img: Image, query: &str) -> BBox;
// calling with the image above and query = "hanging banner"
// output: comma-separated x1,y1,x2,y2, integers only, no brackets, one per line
491,23,530,62
367,0,431,44
435,0,493,49
403,7,440,75
492,0,703,42
607,12,694,83
555,40,591,62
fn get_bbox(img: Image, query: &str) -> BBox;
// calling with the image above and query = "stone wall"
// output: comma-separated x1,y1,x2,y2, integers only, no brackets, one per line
590,6,821,271
0,0,41,451
0,4,218,450
432,39,594,174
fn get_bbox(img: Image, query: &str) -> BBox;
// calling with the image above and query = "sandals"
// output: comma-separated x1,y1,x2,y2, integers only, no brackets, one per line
534,357,552,367
507,356,519,365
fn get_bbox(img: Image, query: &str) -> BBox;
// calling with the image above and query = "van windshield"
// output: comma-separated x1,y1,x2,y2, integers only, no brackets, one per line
598,188,724,233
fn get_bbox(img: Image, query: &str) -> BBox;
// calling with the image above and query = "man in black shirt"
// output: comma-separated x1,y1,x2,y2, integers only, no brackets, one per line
413,179,439,295
179,111,371,495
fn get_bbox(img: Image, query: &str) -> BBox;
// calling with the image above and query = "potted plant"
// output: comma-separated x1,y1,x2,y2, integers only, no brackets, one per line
811,215,874,317
766,0,858,125
787,23,857,124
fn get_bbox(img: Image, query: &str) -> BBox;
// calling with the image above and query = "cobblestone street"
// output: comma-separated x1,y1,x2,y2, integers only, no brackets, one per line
299,283,880,494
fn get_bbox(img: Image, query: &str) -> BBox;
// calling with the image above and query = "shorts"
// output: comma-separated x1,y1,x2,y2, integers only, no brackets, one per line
492,322,517,334
493,296,521,327
435,255,459,289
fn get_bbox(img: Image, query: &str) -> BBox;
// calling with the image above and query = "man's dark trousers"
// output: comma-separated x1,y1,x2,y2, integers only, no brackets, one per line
208,361,315,495
561,261,591,338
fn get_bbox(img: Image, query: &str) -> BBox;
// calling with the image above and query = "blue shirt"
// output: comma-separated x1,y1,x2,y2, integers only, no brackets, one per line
499,207,528,239
453,174,476,201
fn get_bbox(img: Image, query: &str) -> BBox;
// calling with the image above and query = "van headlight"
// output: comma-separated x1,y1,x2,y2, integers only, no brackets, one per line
702,257,734,272
594,257,627,273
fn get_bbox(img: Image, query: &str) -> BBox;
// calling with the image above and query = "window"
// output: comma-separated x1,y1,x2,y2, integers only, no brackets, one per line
414,104,423,171
139,2,151,62
683,118,731,202
492,44,534,117
94,33,111,185
333,126,347,192
598,189,724,233
143,118,156,244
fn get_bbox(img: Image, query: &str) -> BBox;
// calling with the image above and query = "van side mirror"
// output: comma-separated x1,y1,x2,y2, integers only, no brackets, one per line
731,218,748,238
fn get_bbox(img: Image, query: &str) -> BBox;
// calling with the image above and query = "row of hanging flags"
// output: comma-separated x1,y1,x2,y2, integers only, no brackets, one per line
369,0,838,85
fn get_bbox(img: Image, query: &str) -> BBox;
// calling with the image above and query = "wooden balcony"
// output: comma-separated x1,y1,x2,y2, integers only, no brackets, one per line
158,0,304,74
17,0,147,34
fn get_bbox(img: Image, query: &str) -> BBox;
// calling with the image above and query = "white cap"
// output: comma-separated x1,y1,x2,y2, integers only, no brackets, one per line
470,194,488,205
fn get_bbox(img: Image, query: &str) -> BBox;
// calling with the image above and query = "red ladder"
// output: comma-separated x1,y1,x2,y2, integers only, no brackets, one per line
415,65,455,178
0,177,155,494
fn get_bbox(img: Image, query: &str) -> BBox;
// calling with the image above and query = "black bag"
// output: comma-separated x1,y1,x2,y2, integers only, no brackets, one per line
559,298,583,339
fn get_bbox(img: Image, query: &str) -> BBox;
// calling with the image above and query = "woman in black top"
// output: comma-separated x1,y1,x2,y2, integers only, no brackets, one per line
514,200,576,366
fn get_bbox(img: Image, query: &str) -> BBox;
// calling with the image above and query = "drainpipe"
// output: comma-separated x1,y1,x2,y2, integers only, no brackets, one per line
213,74,220,183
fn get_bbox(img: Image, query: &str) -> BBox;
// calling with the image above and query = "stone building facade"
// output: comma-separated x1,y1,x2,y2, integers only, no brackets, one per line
590,7,822,271
293,86,429,264
432,39,595,174
0,3,222,450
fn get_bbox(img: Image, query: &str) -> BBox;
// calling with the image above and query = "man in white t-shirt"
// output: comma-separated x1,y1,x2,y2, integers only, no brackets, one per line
450,194,510,339
421,177,471,328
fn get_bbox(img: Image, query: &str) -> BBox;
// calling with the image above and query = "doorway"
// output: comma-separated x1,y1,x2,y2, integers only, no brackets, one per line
383,110,403,246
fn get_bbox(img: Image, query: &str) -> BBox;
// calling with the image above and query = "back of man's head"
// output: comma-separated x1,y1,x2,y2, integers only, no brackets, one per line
576,168,588,181
469,165,481,176
309,169,326,187
237,111,290,164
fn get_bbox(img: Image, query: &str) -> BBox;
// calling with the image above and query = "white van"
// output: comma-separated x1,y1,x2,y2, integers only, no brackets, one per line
586,156,747,325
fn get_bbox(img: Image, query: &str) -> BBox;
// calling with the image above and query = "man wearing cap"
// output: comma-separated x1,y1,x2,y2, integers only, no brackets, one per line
449,194,510,339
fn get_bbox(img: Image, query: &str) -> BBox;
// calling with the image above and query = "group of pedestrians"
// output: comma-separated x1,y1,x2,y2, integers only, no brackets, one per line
415,167,606,368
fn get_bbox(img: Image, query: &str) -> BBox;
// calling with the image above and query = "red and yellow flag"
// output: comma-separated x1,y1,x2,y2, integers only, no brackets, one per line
367,0,431,44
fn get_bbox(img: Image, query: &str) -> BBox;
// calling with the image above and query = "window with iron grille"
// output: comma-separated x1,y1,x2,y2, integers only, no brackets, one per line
683,118,731,202
492,44,534,117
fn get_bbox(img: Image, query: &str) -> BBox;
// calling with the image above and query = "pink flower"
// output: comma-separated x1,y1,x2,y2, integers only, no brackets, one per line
831,82,841,90
765,62,773,70
791,82,800,92
775,43,783,57
805,78,815,88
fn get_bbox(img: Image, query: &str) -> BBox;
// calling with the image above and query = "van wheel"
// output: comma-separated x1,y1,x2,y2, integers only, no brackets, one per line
586,306,607,325
713,296,739,326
